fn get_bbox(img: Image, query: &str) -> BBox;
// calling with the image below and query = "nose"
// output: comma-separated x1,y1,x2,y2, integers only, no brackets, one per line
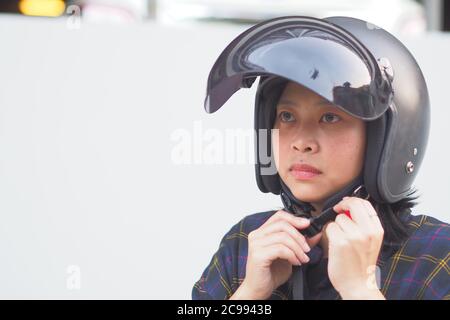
290,130,319,154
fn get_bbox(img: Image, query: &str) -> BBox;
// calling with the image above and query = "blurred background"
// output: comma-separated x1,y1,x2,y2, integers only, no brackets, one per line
0,0,449,299
0,0,449,33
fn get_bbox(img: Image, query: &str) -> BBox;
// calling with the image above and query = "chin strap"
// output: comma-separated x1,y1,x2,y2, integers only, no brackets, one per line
279,174,369,299
280,174,367,237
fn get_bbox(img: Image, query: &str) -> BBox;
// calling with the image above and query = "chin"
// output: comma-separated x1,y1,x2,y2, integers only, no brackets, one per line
288,184,326,203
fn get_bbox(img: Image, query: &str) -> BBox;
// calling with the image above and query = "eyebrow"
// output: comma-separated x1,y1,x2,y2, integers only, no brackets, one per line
277,99,333,107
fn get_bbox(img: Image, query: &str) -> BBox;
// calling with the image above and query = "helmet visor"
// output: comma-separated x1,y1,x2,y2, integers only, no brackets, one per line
204,16,393,121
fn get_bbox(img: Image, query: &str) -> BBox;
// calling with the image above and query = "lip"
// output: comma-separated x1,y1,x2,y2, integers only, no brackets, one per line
289,163,322,180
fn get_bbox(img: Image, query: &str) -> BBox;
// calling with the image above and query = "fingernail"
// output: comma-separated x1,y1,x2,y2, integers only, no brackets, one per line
343,210,352,219
297,217,309,224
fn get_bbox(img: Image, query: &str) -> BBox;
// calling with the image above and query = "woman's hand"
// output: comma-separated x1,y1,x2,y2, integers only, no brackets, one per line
325,196,386,300
231,210,321,300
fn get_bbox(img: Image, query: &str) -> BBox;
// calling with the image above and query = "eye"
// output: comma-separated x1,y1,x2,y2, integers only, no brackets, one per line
321,113,341,123
279,111,295,122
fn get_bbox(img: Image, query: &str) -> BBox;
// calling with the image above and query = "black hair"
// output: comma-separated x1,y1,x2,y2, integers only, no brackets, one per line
369,188,420,245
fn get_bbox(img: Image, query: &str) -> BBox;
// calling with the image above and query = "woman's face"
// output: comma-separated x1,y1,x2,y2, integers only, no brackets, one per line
272,82,366,208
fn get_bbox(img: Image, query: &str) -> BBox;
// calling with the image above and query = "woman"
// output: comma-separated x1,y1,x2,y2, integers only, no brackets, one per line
192,16,449,300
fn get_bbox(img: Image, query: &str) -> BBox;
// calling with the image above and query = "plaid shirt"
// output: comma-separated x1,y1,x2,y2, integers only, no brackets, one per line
192,209,450,300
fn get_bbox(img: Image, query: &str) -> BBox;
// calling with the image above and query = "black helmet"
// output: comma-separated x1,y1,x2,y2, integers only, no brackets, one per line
204,16,430,206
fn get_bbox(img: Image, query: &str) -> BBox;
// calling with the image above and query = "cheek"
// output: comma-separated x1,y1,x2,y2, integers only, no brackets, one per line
327,131,366,171
272,131,292,172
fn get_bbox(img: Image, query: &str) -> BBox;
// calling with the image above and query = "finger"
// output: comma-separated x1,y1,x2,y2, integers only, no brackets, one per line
324,222,346,245
264,244,302,266
348,198,383,240
334,212,361,235
259,232,310,264
361,200,384,234
258,232,310,264
334,198,384,252
258,220,311,253
262,210,311,231
333,197,374,234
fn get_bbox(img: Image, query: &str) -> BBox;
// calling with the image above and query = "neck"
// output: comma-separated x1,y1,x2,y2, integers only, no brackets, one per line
310,202,323,218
